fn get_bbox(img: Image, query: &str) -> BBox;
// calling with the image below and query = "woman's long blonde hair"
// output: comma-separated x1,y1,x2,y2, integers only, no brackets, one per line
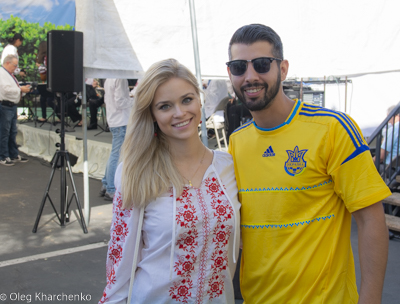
120,58,201,209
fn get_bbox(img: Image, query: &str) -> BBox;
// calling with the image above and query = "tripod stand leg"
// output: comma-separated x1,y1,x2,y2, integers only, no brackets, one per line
65,152,88,233
32,152,60,233
60,152,66,227
94,123,108,136
33,93,88,234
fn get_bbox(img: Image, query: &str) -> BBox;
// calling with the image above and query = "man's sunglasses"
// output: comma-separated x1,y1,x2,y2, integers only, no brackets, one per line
226,57,282,76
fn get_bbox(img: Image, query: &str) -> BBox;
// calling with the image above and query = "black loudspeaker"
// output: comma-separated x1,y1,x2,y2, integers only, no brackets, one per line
47,30,83,93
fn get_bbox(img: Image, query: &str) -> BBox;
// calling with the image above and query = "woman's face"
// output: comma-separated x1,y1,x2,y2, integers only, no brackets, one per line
14,39,22,47
151,77,201,143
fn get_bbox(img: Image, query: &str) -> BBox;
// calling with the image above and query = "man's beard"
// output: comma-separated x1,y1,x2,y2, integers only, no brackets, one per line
233,71,281,112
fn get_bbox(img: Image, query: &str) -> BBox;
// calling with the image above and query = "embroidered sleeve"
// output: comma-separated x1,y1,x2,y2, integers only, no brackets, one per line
99,189,136,304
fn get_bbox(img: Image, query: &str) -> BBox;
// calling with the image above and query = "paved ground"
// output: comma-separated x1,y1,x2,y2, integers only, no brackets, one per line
0,152,399,304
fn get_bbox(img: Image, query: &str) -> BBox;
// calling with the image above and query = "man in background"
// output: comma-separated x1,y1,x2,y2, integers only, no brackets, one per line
100,78,134,200
0,55,31,166
87,78,105,130
377,105,400,166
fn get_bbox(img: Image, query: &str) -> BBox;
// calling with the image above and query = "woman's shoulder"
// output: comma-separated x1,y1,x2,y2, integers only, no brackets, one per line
213,150,233,164
212,150,235,175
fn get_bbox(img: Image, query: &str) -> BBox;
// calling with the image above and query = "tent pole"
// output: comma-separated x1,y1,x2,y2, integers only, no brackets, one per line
345,76,348,113
82,72,90,226
189,0,208,146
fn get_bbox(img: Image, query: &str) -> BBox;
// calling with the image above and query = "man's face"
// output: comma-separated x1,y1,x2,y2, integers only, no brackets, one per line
4,58,18,74
228,41,283,112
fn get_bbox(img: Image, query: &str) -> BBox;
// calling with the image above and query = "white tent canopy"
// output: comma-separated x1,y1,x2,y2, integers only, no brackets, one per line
76,0,400,78
76,0,400,131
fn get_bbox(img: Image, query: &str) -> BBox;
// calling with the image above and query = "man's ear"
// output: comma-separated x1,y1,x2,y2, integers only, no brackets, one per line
280,59,289,82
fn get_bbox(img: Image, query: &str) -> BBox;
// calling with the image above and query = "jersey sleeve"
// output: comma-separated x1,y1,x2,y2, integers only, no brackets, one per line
99,164,142,304
326,113,391,213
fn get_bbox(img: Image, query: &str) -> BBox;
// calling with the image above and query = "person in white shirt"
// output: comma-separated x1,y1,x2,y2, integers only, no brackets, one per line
100,78,134,200
1,33,26,77
98,59,240,304
0,55,31,166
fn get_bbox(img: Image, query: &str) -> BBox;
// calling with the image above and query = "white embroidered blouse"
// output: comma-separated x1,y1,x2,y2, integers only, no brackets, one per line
99,151,241,304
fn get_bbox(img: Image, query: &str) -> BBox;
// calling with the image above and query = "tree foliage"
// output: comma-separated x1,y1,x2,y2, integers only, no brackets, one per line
0,15,73,81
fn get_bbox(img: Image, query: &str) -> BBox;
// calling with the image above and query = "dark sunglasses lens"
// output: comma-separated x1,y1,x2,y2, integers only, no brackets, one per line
253,58,271,74
230,61,247,76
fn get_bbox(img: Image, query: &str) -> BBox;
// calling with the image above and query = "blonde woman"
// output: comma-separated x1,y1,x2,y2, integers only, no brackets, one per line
99,59,240,304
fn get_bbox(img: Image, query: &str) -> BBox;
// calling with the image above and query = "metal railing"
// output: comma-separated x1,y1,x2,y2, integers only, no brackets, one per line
368,103,400,186
368,103,400,215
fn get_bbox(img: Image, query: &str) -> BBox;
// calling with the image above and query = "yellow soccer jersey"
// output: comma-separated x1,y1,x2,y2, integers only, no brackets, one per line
228,101,391,304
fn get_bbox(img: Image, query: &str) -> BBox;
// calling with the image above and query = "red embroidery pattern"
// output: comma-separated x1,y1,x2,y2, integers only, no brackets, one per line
170,187,199,303
98,291,107,304
195,188,211,303
207,225,231,300
205,178,233,301
211,198,233,222
169,278,194,302
176,189,198,229
205,177,224,199
176,230,199,252
169,175,234,303
99,189,132,303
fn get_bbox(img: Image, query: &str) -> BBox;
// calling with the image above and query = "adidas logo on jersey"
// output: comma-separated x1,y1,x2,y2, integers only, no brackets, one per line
263,146,275,157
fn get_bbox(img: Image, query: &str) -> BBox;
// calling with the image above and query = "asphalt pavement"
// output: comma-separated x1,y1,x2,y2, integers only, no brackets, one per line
0,153,399,304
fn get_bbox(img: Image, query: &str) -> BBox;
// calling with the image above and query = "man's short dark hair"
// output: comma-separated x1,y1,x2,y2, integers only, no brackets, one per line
228,24,283,60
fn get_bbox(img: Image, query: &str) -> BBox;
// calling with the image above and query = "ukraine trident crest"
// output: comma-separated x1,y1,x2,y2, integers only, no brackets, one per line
285,146,308,176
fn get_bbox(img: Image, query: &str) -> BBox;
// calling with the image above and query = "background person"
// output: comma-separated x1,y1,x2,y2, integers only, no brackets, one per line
35,41,59,123
35,40,47,82
0,55,30,166
99,58,240,303
87,78,105,130
99,78,133,200
64,92,82,126
376,105,400,166
227,24,391,303
1,33,26,78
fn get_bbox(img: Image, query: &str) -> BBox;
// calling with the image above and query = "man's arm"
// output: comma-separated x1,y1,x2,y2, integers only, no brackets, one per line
379,148,386,163
352,202,388,304
372,148,386,163
114,79,133,109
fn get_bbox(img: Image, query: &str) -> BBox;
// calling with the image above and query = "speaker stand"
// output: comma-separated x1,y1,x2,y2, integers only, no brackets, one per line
32,93,87,233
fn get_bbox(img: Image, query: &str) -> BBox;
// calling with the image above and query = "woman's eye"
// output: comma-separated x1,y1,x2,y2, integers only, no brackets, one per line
183,97,192,104
159,104,170,110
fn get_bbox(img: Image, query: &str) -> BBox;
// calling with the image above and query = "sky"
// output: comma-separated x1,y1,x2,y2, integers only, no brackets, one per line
0,0,75,27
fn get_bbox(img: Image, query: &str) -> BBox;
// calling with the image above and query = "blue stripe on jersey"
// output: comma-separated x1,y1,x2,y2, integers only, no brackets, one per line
299,107,370,165
340,144,370,165
254,100,301,131
232,119,253,134
301,104,364,146
299,112,359,148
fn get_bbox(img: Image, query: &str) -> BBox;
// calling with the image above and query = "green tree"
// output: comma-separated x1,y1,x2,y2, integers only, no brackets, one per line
0,15,73,81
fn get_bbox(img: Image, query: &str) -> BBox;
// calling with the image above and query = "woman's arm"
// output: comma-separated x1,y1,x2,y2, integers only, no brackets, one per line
99,164,141,304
